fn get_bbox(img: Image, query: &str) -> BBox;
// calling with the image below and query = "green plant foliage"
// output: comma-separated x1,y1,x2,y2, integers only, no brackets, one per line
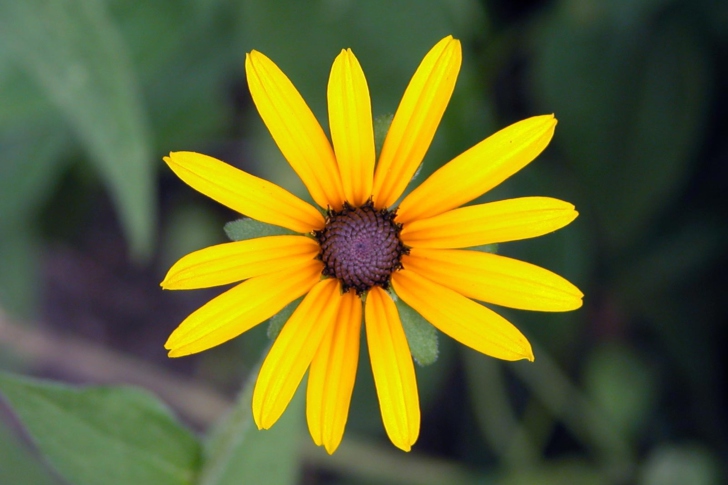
638,443,722,485
0,225,41,318
224,218,297,241
583,344,656,438
0,419,59,485
200,370,304,485
109,1,239,151
533,7,710,251
393,297,439,366
0,373,201,485
0,0,155,259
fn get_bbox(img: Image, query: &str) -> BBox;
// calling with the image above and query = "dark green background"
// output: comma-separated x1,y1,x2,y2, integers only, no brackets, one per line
0,0,726,483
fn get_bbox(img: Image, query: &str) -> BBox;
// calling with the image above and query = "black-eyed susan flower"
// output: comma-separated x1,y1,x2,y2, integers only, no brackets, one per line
161,35,583,454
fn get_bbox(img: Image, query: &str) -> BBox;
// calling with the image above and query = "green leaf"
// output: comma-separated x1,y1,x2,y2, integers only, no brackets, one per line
223,218,297,241
0,373,201,485
0,419,59,485
393,296,439,366
0,126,67,227
0,224,41,318
200,363,304,485
0,0,155,259
267,297,303,340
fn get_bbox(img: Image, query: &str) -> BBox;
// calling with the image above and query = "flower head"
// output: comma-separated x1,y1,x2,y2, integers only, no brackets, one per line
162,36,583,453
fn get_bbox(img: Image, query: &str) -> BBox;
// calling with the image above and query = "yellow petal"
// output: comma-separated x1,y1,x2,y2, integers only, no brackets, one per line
328,49,375,206
372,36,461,209
253,278,341,430
307,290,362,454
164,151,324,233
403,248,583,312
392,269,534,362
365,287,420,451
397,115,558,224
400,197,578,249
246,50,345,210
161,236,320,290
165,260,323,357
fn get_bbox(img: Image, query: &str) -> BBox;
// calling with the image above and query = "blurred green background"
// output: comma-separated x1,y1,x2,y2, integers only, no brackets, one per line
0,0,726,484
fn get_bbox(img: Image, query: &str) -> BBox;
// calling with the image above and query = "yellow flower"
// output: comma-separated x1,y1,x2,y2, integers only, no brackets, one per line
161,36,583,454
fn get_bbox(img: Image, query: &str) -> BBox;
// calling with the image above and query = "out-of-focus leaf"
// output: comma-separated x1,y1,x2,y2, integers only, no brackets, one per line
0,374,201,485
161,204,226,270
223,218,297,241
583,344,656,438
533,11,710,251
200,368,304,485
0,225,41,318
0,0,155,259
0,127,67,226
110,1,238,151
393,297,439,366
613,219,727,302
639,443,722,485
0,66,59,129
0,419,59,485
499,457,609,485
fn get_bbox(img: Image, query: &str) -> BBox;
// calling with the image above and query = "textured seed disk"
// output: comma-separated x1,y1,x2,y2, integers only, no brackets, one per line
316,202,406,294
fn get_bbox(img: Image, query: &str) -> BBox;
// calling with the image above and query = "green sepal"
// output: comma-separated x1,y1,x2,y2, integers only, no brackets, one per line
392,294,439,366
223,218,296,241
267,297,303,340
470,243,499,253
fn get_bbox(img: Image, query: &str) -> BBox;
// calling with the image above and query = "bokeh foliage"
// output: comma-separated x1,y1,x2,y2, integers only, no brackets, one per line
0,0,726,484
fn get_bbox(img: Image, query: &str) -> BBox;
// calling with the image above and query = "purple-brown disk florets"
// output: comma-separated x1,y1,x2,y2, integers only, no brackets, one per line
315,200,409,295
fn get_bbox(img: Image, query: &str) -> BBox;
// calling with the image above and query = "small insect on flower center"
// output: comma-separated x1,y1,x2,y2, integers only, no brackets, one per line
315,201,408,295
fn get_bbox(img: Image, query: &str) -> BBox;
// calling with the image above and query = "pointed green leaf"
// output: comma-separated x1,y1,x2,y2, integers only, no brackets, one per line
223,218,296,241
393,296,439,366
0,373,201,485
200,364,304,485
0,0,155,259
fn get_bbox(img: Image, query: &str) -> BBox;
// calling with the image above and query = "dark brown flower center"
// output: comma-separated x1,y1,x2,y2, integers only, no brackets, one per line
315,201,408,295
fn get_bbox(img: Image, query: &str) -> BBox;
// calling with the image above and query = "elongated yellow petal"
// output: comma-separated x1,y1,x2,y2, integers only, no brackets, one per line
397,115,558,224
253,278,341,430
392,270,534,362
328,49,375,206
403,248,583,312
246,51,345,210
164,151,324,233
161,236,319,290
372,36,461,209
401,197,578,249
365,287,420,451
165,260,323,357
307,290,362,454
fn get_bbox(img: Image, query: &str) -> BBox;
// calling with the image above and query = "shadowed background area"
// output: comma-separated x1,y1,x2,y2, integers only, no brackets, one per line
0,0,726,484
